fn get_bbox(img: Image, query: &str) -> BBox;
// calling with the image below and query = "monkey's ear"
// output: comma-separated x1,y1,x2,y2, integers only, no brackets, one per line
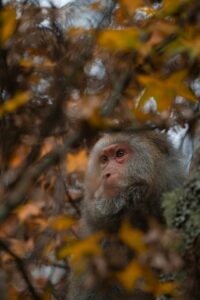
147,132,170,155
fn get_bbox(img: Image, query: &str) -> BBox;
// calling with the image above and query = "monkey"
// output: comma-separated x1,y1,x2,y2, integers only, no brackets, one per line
82,131,185,233
68,131,185,300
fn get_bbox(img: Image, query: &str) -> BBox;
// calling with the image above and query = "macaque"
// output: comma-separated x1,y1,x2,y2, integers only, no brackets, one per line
68,131,185,300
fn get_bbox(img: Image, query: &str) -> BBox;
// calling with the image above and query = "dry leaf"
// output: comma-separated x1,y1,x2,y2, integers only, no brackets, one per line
66,149,88,172
16,203,41,222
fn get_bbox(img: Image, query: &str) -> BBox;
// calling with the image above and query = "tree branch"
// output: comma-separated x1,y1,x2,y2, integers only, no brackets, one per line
0,239,41,300
0,132,82,223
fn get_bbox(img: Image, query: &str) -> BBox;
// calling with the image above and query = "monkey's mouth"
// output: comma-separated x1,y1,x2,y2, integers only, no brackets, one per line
102,184,122,198
102,177,127,197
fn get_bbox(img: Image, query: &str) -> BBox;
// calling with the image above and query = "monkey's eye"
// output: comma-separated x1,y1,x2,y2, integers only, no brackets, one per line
116,149,125,157
100,155,109,163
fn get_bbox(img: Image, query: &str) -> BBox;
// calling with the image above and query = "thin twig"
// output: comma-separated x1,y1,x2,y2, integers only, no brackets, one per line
101,53,136,117
0,239,41,300
0,132,82,223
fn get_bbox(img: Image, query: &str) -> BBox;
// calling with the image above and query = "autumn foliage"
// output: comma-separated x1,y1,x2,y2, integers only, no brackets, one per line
0,0,199,299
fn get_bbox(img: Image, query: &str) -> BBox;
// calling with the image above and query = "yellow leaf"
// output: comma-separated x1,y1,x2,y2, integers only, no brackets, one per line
0,7,16,44
57,232,103,263
98,28,141,51
51,216,75,231
134,108,153,122
0,91,31,117
117,260,143,291
16,203,41,222
119,221,146,254
137,72,196,113
156,281,177,296
20,59,34,68
66,149,88,172
88,109,113,129
168,71,196,102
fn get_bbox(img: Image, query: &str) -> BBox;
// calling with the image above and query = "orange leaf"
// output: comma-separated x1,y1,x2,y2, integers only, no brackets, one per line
0,7,16,44
66,149,88,172
16,203,41,222
117,260,143,290
9,144,30,168
40,138,55,157
0,91,31,117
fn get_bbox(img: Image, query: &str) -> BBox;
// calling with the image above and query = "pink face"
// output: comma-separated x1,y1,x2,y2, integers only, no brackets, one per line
98,143,133,196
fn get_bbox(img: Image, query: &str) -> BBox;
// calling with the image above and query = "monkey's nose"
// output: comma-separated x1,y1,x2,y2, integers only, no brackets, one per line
105,173,111,178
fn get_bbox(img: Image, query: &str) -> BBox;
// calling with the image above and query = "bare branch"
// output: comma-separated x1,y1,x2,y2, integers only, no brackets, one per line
0,239,41,300
0,132,82,223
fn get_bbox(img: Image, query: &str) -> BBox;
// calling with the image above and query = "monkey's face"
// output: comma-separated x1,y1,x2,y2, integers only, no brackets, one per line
85,136,153,203
97,142,133,198
84,134,158,220
84,139,152,227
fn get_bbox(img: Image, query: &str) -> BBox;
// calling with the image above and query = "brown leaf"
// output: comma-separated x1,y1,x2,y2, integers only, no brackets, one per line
16,203,41,222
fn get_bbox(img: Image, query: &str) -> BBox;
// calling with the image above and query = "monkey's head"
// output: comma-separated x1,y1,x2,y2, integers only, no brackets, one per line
82,131,185,231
